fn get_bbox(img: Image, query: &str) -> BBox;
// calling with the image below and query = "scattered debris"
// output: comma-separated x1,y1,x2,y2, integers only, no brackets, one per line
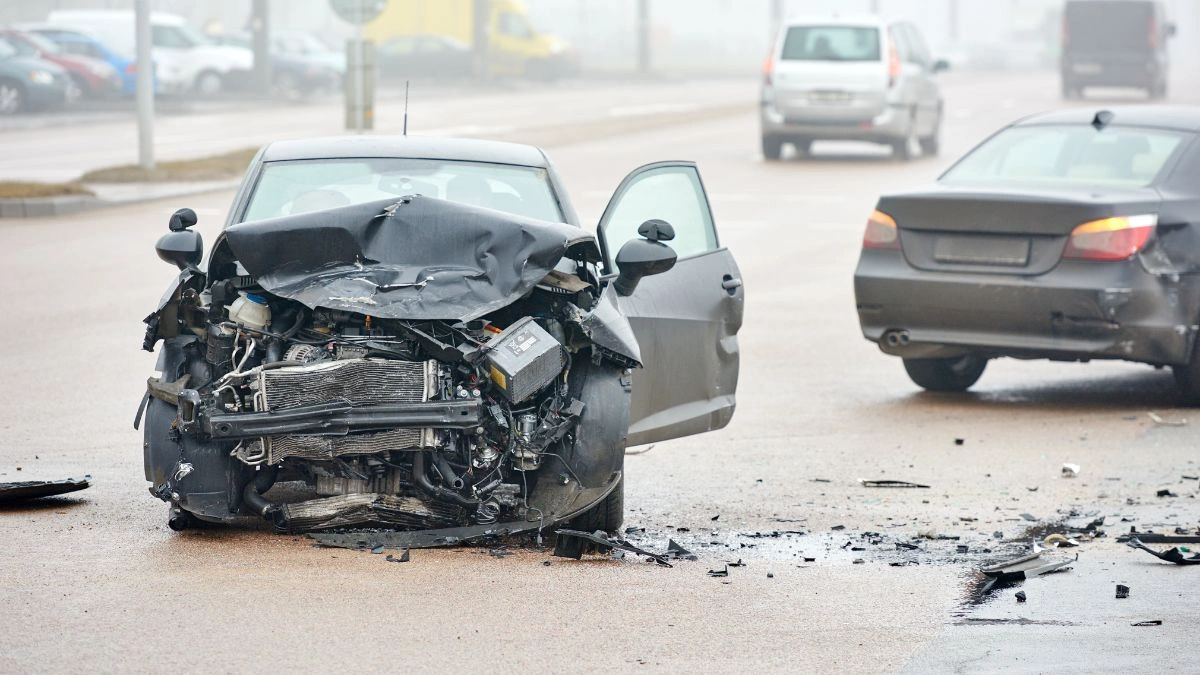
1043,533,1079,548
624,526,646,535
0,475,91,503
711,514,720,521
666,539,698,561
1156,489,1177,498
1148,411,1187,427
993,531,1004,540
553,529,672,567
1015,591,1027,603
852,558,865,564
956,545,970,554
1116,584,1130,599
1026,486,1039,492
954,438,965,446
727,559,746,567
371,545,385,554
542,560,551,566
981,550,1077,583
624,443,655,456
1062,463,1080,478
889,560,918,567
385,549,410,563
1131,620,1162,627
489,547,513,558
1182,474,1199,481
1021,513,1037,522
960,517,978,522
859,479,930,488
767,572,774,578
802,557,816,563
1126,538,1200,566
831,525,846,531
810,478,831,483
1117,533,1200,544
707,565,729,577
896,542,921,551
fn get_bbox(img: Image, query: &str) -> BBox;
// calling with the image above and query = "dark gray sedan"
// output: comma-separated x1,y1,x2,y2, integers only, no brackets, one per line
855,106,1200,396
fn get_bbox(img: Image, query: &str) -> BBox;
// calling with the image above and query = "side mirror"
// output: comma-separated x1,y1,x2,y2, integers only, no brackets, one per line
932,59,950,74
613,219,677,296
156,230,203,270
169,207,198,232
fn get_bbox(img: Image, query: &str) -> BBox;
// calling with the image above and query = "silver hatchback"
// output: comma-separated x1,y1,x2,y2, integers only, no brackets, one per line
760,16,947,161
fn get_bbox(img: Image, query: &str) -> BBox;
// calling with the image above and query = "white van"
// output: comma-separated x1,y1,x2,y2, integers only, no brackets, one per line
46,10,252,95
760,16,948,161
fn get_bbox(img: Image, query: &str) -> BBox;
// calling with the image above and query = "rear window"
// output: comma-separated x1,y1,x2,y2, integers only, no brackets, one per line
780,25,880,62
941,124,1186,188
1065,0,1156,51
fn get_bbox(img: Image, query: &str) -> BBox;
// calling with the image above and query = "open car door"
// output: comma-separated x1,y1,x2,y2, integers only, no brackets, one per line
597,161,744,447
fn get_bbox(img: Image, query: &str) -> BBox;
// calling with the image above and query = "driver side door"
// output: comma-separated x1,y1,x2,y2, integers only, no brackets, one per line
597,162,744,447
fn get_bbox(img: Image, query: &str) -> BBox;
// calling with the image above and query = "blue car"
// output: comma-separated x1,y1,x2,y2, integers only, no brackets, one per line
20,25,145,96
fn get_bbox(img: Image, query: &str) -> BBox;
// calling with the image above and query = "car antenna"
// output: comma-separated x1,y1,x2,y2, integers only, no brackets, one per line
403,80,409,135
1092,110,1113,131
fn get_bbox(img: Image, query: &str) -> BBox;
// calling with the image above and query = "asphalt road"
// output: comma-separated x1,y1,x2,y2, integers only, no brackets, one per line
2,72,1199,673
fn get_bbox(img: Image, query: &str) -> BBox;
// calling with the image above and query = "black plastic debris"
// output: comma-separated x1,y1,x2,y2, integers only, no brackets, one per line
993,531,1004,540
831,525,846,531
1117,533,1200,544
711,514,720,522
1020,513,1037,522
954,438,964,446
896,542,921,551
957,545,970,554
1015,591,1027,603
542,560,551,566
1116,584,1130,599
1156,489,1177,498
1126,538,1200,565
852,558,865,564
859,479,930,488
0,475,91,503
767,572,774,578
802,557,816,563
889,561,918,567
707,565,729,577
810,478,831,483
1132,620,1162,627
728,559,746,567
385,549,410,563
553,529,672,567
666,539,698,561
624,526,646,535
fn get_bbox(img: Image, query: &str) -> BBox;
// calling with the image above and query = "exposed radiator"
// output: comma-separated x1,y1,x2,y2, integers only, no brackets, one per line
255,358,437,411
266,428,434,464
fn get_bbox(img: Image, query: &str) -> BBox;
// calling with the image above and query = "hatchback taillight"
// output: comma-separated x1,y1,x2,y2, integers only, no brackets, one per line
762,52,774,86
1063,214,1156,261
863,210,900,249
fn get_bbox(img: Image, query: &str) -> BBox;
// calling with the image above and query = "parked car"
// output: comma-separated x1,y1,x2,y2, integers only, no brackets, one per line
854,106,1200,396
0,28,120,99
19,24,141,96
138,136,743,553
377,34,473,80
271,30,345,75
760,16,948,161
0,36,72,114
208,32,339,100
1061,0,1175,100
46,9,251,95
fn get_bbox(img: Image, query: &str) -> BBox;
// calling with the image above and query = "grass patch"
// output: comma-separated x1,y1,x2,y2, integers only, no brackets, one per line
80,147,259,183
0,182,94,199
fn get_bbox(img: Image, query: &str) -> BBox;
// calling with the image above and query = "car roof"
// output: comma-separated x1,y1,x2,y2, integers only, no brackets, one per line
260,135,552,167
782,15,887,28
1016,105,1200,132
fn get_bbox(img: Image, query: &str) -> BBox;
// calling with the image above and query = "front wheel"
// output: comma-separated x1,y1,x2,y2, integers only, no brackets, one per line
903,355,987,392
762,134,783,161
195,70,224,96
0,79,25,115
551,477,624,558
919,114,941,156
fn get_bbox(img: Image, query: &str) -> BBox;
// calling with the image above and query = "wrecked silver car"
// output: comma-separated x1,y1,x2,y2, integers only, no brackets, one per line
137,136,743,551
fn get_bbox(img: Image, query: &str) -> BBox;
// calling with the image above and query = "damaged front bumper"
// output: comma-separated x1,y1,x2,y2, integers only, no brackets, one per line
855,250,1200,365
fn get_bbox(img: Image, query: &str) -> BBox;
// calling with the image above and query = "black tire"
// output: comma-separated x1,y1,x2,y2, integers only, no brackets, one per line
793,139,813,158
892,111,918,161
194,70,224,96
1172,337,1200,404
0,78,25,116
919,112,941,157
762,134,783,161
903,355,987,392
551,478,624,559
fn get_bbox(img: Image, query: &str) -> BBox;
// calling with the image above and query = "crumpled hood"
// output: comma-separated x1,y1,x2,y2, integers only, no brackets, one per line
223,195,596,321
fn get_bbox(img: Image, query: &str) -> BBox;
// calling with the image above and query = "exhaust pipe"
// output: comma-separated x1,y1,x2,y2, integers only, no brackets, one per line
883,330,911,348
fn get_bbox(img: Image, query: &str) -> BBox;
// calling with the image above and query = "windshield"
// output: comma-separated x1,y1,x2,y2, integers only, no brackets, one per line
781,25,881,62
0,34,38,57
242,158,564,224
0,39,15,59
941,124,1186,188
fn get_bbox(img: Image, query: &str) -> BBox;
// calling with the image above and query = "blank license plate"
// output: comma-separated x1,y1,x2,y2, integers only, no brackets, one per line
934,235,1030,266
809,90,852,104
1073,63,1103,74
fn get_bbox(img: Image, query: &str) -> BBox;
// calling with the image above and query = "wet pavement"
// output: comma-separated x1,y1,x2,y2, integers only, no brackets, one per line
2,71,1200,672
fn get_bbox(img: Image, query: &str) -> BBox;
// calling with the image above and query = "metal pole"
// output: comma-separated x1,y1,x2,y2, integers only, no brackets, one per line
134,0,154,170
472,0,489,79
637,0,650,75
356,3,365,132
252,0,271,94
948,0,959,44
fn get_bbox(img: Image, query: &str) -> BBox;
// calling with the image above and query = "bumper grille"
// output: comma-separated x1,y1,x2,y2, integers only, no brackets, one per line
266,428,433,464
257,358,436,411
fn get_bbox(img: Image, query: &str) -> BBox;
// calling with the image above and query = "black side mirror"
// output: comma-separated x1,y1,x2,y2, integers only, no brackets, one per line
932,59,950,74
156,230,203,270
614,219,677,296
169,207,198,232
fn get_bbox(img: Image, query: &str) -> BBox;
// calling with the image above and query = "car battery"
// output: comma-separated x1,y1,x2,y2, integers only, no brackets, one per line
485,317,566,403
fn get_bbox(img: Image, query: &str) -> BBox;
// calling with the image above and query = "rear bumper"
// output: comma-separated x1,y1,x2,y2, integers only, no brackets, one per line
1061,57,1161,87
854,249,1199,365
760,100,910,142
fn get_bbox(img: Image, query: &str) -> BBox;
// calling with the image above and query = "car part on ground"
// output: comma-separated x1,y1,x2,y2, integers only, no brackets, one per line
0,476,91,503
1126,537,1200,565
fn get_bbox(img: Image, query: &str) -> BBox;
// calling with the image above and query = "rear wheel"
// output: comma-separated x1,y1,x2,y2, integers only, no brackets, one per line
903,355,987,392
195,70,224,96
762,134,783,161
0,79,25,115
892,112,918,161
919,112,941,157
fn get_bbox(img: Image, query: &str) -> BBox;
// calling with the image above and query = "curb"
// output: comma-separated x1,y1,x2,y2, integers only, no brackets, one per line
0,180,239,220
0,195,100,219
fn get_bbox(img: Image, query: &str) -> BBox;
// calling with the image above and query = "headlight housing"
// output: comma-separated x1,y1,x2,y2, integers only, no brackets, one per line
29,70,54,85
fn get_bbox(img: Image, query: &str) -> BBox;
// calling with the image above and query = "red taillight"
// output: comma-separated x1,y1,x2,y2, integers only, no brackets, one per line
125,63,137,75
887,34,900,87
1148,16,1159,49
863,209,900,250
1062,15,1070,48
762,52,774,86
1063,215,1156,261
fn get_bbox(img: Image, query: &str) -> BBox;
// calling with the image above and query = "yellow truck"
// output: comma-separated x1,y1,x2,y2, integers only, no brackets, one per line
366,0,576,78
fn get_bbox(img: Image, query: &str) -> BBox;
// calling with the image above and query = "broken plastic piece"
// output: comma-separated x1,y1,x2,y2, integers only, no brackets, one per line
666,539,697,561
1131,620,1162,626
1156,489,1177,498
707,565,729,577
1116,584,1130,598
1043,533,1080,548
859,479,930,488
1126,538,1200,565
1062,463,1080,478
385,549,410,563
0,475,91,503
1117,533,1200,544
1148,411,1187,426
1015,591,1027,603
553,529,672,567
981,551,1077,583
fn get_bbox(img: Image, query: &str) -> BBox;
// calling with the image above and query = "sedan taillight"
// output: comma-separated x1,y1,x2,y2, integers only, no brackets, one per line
1062,214,1156,261
863,209,900,249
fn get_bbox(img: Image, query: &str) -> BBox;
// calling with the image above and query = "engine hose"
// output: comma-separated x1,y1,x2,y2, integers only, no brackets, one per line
413,452,479,506
434,453,465,490
242,467,279,518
